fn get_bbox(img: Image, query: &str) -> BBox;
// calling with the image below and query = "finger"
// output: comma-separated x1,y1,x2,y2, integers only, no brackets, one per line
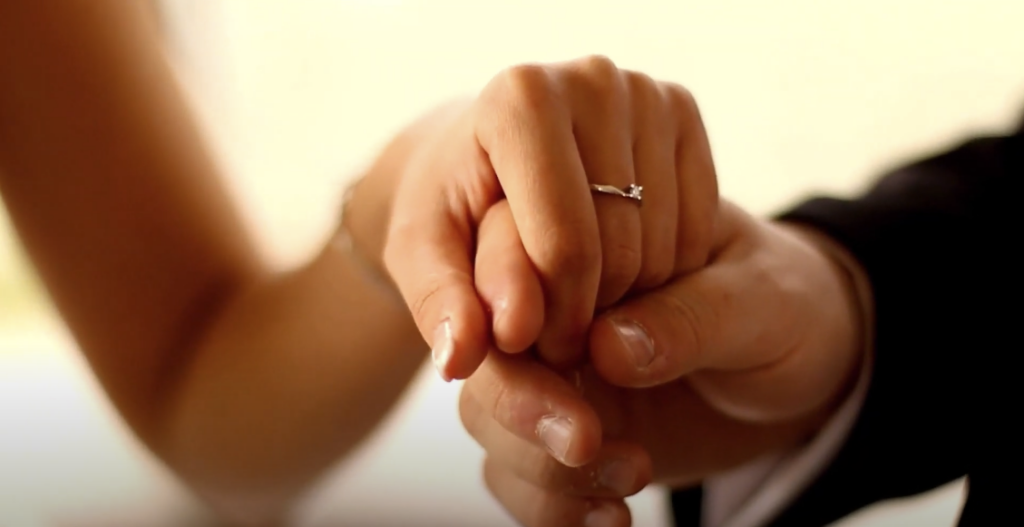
559,55,642,309
624,70,679,291
588,203,788,388
462,388,650,497
476,64,601,368
663,83,719,273
459,351,603,467
385,194,490,382
483,458,633,527
474,200,545,354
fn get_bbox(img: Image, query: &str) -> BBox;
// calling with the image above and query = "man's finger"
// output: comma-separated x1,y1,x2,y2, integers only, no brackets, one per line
483,457,633,527
463,387,650,498
460,351,603,468
588,203,793,388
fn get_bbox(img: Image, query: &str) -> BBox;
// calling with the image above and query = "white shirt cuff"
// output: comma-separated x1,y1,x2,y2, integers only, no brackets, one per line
701,352,874,527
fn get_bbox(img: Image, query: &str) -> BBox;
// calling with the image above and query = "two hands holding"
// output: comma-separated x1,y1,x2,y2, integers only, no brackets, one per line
356,56,871,527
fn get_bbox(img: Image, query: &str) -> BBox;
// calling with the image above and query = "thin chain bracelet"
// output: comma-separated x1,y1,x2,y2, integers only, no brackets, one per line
330,177,405,306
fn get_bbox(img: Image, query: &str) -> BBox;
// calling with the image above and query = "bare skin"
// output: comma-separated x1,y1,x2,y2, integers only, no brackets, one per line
0,2,434,523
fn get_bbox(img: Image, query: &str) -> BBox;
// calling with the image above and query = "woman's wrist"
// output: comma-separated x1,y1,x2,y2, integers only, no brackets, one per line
332,174,400,296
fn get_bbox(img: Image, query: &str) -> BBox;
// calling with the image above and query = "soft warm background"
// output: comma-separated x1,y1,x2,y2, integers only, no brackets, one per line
2,1,1020,525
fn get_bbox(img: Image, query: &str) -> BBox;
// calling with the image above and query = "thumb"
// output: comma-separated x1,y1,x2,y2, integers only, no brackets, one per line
588,202,788,388
385,194,490,382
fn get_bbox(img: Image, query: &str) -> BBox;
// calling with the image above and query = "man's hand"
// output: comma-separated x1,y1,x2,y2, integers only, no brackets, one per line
458,200,871,527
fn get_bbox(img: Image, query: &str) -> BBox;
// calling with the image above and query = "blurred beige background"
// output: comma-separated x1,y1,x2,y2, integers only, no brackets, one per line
2,0,1020,525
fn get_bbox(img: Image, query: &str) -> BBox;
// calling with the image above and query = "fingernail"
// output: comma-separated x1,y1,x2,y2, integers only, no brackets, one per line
598,460,637,495
611,318,655,369
536,415,573,465
431,319,454,382
585,502,619,527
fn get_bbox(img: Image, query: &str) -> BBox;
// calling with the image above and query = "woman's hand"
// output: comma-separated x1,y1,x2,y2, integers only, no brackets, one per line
382,55,719,381
458,200,871,526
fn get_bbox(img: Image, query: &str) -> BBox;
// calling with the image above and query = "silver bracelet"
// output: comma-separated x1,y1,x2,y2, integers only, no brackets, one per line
331,177,404,304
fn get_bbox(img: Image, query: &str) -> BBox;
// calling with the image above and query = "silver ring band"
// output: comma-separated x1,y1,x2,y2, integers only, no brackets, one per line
589,183,643,204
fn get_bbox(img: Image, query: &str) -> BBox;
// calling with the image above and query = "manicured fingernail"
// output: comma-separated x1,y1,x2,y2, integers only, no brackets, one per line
536,415,573,465
431,319,454,382
611,318,655,369
585,502,619,527
598,459,637,495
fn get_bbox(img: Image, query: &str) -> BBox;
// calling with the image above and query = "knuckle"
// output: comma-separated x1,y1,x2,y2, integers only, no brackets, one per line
675,224,714,273
457,384,482,432
660,81,701,125
534,221,602,279
485,373,514,428
755,254,802,336
654,289,714,370
624,69,660,104
571,54,626,106
534,456,573,491
481,458,503,494
574,54,619,81
492,63,558,115
635,259,674,291
628,71,673,136
601,241,643,291
406,276,445,329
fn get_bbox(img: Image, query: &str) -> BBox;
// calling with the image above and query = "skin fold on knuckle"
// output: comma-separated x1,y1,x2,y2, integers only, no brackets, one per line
405,274,447,333
458,383,489,440
533,454,576,492
625,70,664,133
572,54,620,89
660,81,701,129
491,64,561,125
567,54,626,117
485,372,519,434
474,64,562,155
534,220,601,287
653,288,711,375
634,259,674,293
599,240,642,303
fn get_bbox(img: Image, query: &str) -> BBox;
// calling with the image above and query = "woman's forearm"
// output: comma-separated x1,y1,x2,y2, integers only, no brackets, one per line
160,241,426,523
158,101,479,520
0,1,457,522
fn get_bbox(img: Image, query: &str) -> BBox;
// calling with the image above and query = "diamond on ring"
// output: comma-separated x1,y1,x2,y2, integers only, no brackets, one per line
589,183,643,204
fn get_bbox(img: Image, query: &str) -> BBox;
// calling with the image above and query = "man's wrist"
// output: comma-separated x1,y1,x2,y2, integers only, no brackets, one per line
778,221,874,419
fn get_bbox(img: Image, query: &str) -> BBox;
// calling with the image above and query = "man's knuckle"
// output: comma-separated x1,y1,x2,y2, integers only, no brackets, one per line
483,376,518,434
457,385,483,433
534,457,572,491
656,290,712,367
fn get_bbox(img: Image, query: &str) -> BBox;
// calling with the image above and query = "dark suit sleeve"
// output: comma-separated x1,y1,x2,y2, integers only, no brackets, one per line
671,127,1020,527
